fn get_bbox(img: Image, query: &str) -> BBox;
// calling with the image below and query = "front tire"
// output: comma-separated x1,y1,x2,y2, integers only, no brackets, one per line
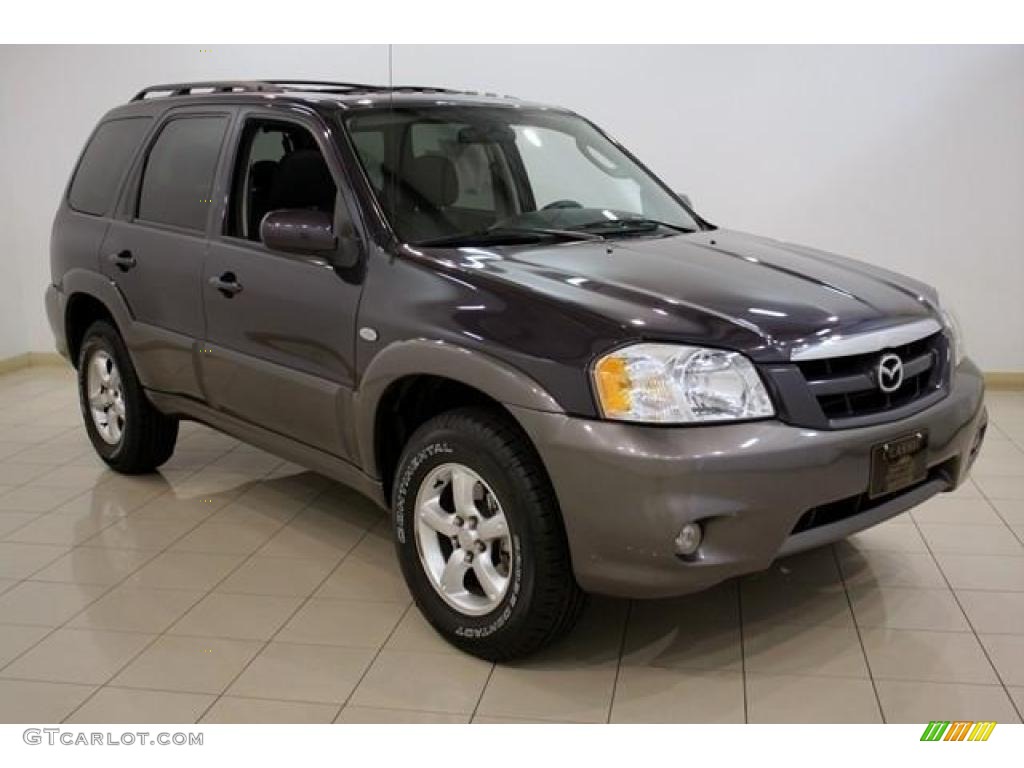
77,320,178,474
392,407,585,661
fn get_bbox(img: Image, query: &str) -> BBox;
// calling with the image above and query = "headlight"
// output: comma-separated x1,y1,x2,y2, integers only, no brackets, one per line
592,343,775,423
938,300,965,366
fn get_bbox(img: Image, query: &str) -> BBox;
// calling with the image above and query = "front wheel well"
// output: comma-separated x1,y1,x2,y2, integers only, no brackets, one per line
374,375,529,502
65,293,118,368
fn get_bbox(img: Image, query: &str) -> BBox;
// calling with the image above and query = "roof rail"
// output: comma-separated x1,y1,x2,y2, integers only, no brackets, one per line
132,81,283,101
131,79,474,102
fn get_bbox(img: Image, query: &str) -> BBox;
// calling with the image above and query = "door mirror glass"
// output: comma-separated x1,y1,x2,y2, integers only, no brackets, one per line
261,209,337,255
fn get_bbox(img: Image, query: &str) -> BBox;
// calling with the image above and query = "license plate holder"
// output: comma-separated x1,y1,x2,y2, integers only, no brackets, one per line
869,430,928,498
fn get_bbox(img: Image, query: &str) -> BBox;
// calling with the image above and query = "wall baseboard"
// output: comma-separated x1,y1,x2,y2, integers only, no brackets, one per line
985,372,1024,391
0,351,67,374
2,351,1023,390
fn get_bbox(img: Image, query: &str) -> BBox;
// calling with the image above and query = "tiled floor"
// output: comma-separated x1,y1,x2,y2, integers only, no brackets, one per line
0,364,1022,724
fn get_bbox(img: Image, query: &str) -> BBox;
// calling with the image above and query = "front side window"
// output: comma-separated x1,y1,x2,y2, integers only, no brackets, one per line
69,117,152,216
137,116,228,231
226,118,338,242
344,106,699,246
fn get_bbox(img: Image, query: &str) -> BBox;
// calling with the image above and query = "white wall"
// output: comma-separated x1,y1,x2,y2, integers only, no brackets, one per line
2,45,1022,370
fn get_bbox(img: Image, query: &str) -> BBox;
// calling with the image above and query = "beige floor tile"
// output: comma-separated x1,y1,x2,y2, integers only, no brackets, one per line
81,518,198,550
130,494,227,523
743,622,869,678
0,623,50,667
256,511,367,561
3,628,154,684
861,627,998,684
337,705,469,723
0,512,37,538
745,673,882,723
977,634,1024,686
31,547,156,585
169,520,281,556
742,579,854,629
610,667,744,724
28,464,116,490
945,478,983,499
749,547,843,585
315,535,411,603
622,587,742,671
3,511,114,546
992,498,1024,528
934,553,1024,591
68,586,204,633
0,580,107,626
277,597,405,648
0,679,96,723
911,496,1008,526
848,585,970,632
0,485,83,512
976,475,1024,500
919,523,1023,555
0,578,16,595
124,551,245,591
384,609,458,655
0,462,50,486
847,520,929,552
957,590,1024,634
66,687,214,724
354,649,491,715
971,440,1024,477
227,641,375,704
1010,686,1024,714
202,695,337,723
876,680,1022,723
0,544,67,581
215,556,333,598
838,547,947,589
112,635,263,694
168,592,302,641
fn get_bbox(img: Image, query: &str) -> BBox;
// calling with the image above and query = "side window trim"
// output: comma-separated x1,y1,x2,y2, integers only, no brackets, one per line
119,108,235,237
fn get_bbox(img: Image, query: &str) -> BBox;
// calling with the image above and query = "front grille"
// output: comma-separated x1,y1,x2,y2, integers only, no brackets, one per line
794,331,947,425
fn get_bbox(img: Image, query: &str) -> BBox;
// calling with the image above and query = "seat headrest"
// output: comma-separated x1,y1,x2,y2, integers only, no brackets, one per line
269,149,335,211
249,159,278,189
407,154,459,208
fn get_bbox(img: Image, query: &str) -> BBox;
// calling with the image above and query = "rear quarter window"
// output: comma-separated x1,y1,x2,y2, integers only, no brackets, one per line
68,117,152,216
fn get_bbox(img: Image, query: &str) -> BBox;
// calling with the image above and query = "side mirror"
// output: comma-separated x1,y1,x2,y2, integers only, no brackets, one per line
261,209,337,256
676,192,693,208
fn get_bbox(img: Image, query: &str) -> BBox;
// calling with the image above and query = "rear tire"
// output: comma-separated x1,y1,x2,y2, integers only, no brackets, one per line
77,320,178,474
392,407,585,661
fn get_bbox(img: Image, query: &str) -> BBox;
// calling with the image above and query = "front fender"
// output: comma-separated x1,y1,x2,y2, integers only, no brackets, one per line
353,338,564,478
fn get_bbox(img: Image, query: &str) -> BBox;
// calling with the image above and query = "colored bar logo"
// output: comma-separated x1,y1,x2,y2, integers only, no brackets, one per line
920,721,996,741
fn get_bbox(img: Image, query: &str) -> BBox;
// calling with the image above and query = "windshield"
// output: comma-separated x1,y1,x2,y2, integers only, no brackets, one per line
343,106,701,246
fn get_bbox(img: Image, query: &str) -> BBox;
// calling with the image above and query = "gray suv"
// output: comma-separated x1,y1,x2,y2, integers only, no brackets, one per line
47,80,987,659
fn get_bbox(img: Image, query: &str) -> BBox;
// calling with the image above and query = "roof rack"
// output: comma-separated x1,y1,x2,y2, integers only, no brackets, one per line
131,79,483,102
132,81,284,101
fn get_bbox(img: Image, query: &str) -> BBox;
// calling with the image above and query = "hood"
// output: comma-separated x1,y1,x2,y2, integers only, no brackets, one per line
429,229,940,362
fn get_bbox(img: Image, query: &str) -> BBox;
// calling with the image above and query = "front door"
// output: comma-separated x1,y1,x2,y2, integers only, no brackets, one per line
199,112,364,460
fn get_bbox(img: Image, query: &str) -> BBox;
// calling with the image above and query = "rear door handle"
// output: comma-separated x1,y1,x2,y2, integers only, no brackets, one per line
209,272,243,298
107,250,136,272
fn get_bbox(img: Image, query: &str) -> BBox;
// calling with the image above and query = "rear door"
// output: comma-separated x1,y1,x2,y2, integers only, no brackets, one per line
100,108,233,398
199,109,365,460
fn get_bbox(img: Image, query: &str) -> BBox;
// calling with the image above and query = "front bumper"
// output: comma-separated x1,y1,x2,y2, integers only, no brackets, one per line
511,361,987,598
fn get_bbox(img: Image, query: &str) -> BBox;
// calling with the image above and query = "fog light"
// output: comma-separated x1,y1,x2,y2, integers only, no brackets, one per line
674,523,703,556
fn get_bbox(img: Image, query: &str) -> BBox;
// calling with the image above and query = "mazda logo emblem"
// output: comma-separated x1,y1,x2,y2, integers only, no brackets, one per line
877,353,904,393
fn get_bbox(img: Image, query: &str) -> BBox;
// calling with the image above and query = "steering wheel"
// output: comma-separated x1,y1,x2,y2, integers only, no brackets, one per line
542,200,583,210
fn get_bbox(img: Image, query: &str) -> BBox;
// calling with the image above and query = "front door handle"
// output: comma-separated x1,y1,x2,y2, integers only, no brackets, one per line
107,250,136,272
209,272,243,298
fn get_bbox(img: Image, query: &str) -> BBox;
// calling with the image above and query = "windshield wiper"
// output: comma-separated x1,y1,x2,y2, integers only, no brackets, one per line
416,226,604,248
577,218,696,236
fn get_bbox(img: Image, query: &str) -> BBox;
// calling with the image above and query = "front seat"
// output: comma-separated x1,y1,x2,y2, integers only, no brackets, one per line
266,148,337,217
397,154,459,242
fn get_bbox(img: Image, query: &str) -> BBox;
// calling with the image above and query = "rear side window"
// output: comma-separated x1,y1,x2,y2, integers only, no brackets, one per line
68,117,152,216
137,116,228,231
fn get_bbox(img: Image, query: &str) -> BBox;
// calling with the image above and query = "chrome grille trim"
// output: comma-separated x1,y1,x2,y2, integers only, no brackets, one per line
790,318,942,361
